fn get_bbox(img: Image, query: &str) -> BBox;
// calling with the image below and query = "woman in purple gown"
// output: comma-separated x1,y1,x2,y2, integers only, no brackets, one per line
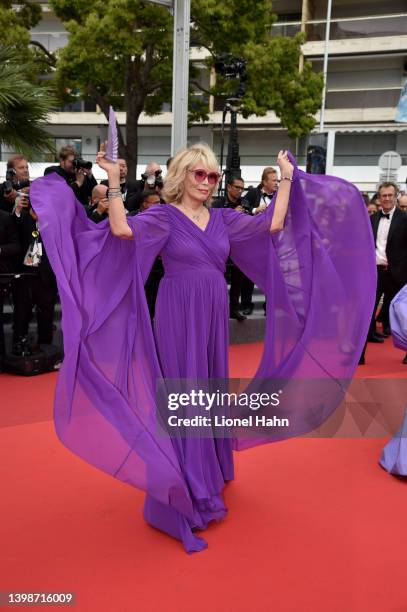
99,144,293,552
30,143,376,553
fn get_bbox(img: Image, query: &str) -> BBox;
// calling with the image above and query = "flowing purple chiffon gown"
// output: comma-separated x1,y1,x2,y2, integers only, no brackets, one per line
30,157,376,553
380,284,407,475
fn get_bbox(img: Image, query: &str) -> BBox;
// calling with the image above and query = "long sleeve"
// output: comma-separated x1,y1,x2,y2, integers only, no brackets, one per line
29,174,194,521
222,160,377,449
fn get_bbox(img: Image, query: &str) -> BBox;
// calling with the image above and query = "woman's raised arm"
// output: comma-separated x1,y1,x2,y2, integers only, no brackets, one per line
96,144,133,240
269,150,294,233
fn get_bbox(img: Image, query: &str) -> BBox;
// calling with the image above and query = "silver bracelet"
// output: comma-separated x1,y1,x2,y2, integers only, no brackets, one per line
280,176,293,182
107,189,122,199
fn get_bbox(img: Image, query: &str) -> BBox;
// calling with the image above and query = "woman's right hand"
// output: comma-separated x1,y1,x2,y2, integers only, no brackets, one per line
276,150,294,179
96,142,120,182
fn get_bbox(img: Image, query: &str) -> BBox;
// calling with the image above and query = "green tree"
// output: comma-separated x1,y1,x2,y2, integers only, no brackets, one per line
51,0,173,178
51,0,323,178
0,47,55,157
0,0,55,75
191,0,323,138
0,1,56,156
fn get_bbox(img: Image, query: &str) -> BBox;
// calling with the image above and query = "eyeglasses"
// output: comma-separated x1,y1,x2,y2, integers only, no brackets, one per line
230,184,244,191
189,169,220,185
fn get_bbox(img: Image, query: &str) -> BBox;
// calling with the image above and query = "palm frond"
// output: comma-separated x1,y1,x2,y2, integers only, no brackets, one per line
0,46,56,155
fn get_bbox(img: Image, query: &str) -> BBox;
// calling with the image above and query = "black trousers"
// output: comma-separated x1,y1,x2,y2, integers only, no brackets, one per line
229,264,254,312
13,271,57,344
229,264,243,312
360,266,403,362
144,260,164,319
368,266,402,337
240,276,254,310
0,282,10,359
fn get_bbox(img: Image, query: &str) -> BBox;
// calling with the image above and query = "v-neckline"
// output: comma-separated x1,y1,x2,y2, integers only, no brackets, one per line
167,203,213,234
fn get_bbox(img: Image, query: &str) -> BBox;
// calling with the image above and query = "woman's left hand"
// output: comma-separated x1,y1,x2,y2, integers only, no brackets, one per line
277,150,294,179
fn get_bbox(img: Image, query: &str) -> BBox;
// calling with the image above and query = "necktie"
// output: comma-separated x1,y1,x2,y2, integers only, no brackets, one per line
380,211,390,220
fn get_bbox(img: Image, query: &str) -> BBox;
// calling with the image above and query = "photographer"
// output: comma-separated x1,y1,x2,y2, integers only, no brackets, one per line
212,175,249,212
44,145,96,206
212,176,250,321
11,191,57,355
138,189,163,318
87,184,109,223
0,155,30,214
132,161,164,211
101,158,139,213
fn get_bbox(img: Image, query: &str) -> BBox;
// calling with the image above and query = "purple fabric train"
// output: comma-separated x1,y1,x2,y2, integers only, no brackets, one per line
30,157,376,552
389,284,407,352
380,284,407,475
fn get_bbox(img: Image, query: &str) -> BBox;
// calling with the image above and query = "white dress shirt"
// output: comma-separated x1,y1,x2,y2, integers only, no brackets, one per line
252,192,275,214
376,206,396,266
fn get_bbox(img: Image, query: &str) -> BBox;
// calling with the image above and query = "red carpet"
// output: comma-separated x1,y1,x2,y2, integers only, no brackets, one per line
1,337,407,611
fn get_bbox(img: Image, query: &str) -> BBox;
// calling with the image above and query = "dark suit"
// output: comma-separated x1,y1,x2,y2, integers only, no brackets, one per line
212,194,249,211
0,211,20,359
144,256,164,319
244,185,276,214
45,165,97,206
86,205,108,223
12,209,57,345
0,211,20,275
369,207,407,336
244,185,262,213
0,184,16,214
100,179,141,213
237,186,277,312
212,194,254,313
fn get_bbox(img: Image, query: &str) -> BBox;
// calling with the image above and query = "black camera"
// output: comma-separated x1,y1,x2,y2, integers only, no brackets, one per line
141,169,163,190
3,168,17,195
214,54,247,100
2,171,29,198
214,54,247,80
16,179,31,206
72,158,92,171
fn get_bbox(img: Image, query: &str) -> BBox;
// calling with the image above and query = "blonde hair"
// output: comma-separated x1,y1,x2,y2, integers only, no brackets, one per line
261,166,277,183
162,143,220,204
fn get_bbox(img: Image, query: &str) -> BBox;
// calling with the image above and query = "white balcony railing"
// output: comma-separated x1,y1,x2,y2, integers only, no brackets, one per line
272,13,407,41
325,87,402,109
31,13,407,55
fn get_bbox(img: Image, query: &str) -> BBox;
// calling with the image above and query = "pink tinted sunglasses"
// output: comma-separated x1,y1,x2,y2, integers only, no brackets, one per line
189,169,220,185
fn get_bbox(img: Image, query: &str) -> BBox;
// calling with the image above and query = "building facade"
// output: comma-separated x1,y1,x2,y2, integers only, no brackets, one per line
1,0,407,192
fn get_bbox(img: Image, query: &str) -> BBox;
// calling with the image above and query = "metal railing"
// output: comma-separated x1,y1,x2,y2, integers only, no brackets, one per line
272,13,407,41
333,154,407,166
307,14,407,41
271,22,302,37
325,88,401,109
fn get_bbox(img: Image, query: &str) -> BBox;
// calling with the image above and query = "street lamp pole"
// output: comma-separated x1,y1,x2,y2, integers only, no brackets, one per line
170,0,190,155
319,0,333,133
146,0,191,156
